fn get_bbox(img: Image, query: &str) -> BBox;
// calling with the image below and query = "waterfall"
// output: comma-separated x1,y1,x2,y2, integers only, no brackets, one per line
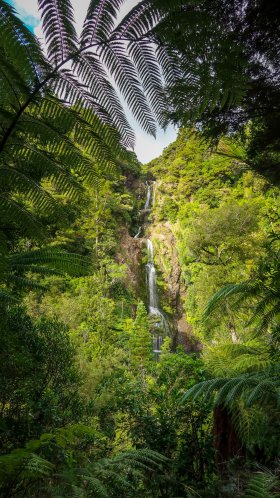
146,239,158,310
144,183,151,210
146,237,170,360
134,226,142,239
134,182,170,359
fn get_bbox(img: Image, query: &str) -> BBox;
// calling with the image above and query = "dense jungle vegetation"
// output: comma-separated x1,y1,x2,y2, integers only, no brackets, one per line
0,0,279,496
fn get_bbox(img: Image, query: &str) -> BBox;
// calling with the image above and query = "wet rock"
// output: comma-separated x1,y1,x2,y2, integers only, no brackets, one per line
150,221,202,352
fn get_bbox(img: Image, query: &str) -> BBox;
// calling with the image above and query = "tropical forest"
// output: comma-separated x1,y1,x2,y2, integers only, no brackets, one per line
0,0,279,496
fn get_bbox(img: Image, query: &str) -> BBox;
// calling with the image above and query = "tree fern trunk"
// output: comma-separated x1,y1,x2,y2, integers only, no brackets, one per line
213,405,244,472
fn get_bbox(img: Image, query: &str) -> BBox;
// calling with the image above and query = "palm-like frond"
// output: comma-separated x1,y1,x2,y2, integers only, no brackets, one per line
99,40,157,136
0,437,167,498
81,0,125,44
155,7,248,129
0,248,90,298
203,342,271,377
0,448,54,492
243,471,279,498
182,364,280,408
10,248,90,274
0,1,130,244
38,0,78,64
0,0,251,246
61,448,167,497
204,249,280,335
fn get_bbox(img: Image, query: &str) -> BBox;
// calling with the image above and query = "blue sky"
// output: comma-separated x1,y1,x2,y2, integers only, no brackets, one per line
7,0,177,163
6,0,40,31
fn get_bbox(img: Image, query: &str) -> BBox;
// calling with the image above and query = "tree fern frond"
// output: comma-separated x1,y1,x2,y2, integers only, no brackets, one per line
59,448,167,497
38,0,78,64
111,448,168,467
7,143,86,199
0,56,30,107
181,377,225,404
114,1,159,39
0,195,44,239
99,40,157,135
231,404,264,447
6,274,46,290
203,342,271,377
0,0,49,83
72,52,134,147
71,485,86,498
0,248,90,299
0,288,18,302
10,249,90,277
77,474,109,497
243,471,279,498
246,379,280,407
203,283,251,319
128,40,166,126
0,449,54,479
182,365,280,408
81,0,125,45
204,250,280,334
52,69,99,112
0,166,64,218
11,264,64,276
157,46,183,100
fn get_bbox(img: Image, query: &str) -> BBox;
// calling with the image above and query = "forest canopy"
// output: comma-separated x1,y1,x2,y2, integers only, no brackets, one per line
0,0,279,497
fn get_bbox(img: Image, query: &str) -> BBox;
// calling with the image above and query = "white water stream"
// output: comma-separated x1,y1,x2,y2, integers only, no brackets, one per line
142,183,170,359
134,226,142,239
146,238,170,358
144,182,151,210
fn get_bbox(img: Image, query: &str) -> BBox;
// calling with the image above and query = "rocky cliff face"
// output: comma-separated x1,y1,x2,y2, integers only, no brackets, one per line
150,221,201,352
115,227,146,301
115,178,201,351
149,221,181,309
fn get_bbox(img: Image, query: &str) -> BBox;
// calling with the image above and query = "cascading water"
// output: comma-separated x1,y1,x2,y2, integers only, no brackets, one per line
144,182,151,210
134,226,142,239
143,182,170,359
133,181,170,359
146,238,169,359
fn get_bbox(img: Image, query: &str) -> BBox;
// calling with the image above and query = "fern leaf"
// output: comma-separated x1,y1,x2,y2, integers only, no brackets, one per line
128,40,166,126
244,471,279,498
38,0,78,64
99,40,157,135
81,0,124,45
183,365,280,408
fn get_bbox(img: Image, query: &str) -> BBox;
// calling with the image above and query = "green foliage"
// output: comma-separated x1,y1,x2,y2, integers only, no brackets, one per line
243,471,279,498
182,364,280,409
0,428,167,498
149,129,279,342
1,2,279,494
148,128,280,486
3,0,274,245
163,1,280,178
0,1,133,243
128,301,153,368
57,448,167,498
204,243,280,336
0,306,82,450
0,248,90,302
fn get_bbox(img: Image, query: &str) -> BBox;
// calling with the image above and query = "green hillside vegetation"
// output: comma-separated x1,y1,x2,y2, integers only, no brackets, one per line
148,128,280,488
0,0,279,497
